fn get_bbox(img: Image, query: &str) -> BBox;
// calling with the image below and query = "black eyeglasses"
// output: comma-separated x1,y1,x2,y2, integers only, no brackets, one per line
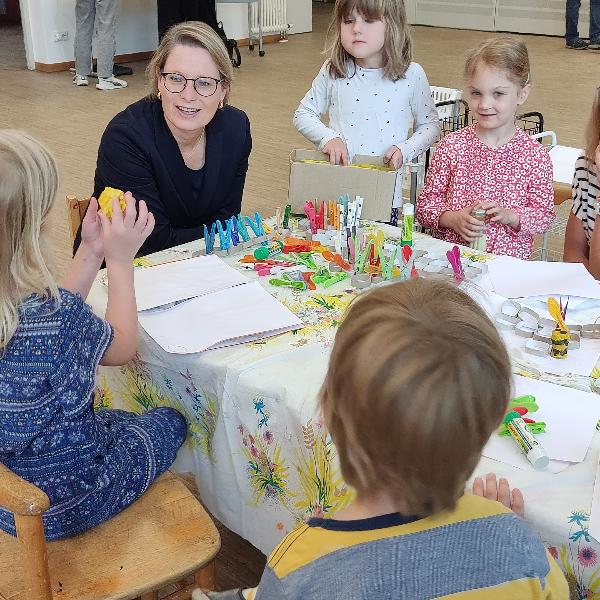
161,72,223,97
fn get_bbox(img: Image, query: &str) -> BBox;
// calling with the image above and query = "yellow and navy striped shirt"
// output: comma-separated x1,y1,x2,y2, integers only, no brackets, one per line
246,494,568,599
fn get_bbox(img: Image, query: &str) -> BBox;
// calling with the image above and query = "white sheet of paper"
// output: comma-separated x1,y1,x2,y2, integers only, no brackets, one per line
134,255,250,311
487,256,600,300
482,375,600,470
138,281,303,353
549,145,582,184
590,460,600,542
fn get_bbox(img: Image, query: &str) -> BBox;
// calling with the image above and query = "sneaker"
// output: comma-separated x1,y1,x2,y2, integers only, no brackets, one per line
566,37,589,49
589,38,600,49
96,76,128,90
73,74,88,86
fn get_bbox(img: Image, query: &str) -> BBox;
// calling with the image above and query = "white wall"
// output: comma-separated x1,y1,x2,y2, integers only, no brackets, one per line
20,0,312,68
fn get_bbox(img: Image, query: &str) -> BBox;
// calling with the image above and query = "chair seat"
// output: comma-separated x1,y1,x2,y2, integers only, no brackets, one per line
0,472,220,600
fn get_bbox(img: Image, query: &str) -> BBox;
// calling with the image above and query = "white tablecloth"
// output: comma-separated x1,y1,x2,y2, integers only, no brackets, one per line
89,231,600,597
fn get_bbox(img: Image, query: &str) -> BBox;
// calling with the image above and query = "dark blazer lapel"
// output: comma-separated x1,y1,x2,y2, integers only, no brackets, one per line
203,117,224,206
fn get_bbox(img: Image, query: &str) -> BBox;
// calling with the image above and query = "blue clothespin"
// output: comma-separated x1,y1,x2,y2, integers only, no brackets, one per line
237,214,250,242
216,219,231,251
244,213,263,237
204,222,216,254
230,217,239,246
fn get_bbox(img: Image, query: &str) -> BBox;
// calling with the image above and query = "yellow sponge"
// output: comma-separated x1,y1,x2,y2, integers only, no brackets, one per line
98,187,126,218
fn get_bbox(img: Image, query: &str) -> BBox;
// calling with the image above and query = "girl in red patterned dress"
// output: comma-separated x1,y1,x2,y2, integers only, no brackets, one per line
417,38,555,259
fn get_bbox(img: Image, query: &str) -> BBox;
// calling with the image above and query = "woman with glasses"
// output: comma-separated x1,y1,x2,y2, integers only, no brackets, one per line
81,21,251,255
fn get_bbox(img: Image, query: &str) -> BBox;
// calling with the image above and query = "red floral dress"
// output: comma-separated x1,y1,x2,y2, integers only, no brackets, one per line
417,125,555,259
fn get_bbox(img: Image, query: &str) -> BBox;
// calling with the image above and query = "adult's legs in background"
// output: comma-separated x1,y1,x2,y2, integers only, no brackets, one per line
95,0,119,79
158,0,184,40
74,0,96,76
590,0,600,42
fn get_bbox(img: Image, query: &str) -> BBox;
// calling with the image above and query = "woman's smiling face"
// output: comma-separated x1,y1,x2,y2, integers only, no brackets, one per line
157,43,227,139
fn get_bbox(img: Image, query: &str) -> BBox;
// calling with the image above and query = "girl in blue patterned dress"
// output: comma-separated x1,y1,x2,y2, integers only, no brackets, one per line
0,130,187,540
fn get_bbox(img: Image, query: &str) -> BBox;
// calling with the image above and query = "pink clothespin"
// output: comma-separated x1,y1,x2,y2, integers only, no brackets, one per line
304,201,317,234
446,245,465,283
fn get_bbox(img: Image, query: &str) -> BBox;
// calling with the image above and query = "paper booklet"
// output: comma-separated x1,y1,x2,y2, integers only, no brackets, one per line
138,281,303,353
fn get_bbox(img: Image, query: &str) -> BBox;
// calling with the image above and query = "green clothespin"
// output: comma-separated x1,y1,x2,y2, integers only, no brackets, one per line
378,245,397,280
322,272,348,288
312,267,332,285
269,277,307,290
283,204,292,229
510,395,539,413
355,239,373,274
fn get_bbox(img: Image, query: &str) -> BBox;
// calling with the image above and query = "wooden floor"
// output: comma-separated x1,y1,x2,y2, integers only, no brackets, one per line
0,5,596,594
0,3,597,275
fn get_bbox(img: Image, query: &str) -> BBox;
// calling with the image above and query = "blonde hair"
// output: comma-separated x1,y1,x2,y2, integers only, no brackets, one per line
146,21,234,105
320,279,512,516
0,130,59,350
464,37,531,88
326,0,413,81
585,87,600,164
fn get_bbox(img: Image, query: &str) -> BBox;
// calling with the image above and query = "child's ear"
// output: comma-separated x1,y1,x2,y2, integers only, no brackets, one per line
517,83,531,106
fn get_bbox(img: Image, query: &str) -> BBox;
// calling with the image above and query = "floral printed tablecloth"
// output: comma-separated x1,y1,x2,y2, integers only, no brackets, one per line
89,232,600,599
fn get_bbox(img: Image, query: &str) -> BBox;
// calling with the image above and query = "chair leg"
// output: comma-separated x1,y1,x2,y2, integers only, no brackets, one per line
194,560,216,591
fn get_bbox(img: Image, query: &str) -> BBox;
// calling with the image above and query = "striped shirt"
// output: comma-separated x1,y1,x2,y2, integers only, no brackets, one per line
572,155,599,243
247,494,568,600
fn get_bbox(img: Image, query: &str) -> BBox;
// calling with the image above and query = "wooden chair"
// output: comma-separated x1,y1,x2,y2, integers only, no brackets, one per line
0,466,220,600
66,194,90,242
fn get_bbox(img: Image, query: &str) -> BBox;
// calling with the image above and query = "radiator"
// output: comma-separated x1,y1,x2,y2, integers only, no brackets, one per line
250,0,287,36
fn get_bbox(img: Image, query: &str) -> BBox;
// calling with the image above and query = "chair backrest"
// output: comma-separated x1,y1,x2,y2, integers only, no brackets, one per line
430,86,462,120
65,195,90,243
516,111,544,136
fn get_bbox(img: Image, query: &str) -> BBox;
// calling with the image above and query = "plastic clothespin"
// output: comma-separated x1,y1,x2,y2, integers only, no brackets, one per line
216,219,232,251
283,204,292,229
275,206,282,231
322,272,348,288
317,201,325,230
230,217,239,246
269,277,307,291
236,214,250,242
245,213,263,238
446,245,465,283
399,244,413,281
355,239,373,274
378,245,397,280
204,222,218,254
304,201,318,234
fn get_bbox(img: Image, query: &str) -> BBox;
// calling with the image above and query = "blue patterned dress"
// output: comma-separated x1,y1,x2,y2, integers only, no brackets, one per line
0,289,187,540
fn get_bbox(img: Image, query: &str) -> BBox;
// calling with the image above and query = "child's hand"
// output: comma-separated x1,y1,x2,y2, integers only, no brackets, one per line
439,204,486,243
481,201,520,229
472,473,524,518
595,143,600,172
323,137,349,166
384,145,403,170
98,192,155,263
80,197,104,259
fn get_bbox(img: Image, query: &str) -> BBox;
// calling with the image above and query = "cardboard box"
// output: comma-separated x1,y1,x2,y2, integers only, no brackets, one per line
287,149,399,222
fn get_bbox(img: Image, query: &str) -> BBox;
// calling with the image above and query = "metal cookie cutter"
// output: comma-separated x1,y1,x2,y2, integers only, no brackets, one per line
524,338,550,357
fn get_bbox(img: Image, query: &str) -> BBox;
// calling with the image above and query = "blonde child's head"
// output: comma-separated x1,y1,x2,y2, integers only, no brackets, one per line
0,130,59,350
326,0,413,81
319,279,511,516
585,87,600,163
464,37,530,89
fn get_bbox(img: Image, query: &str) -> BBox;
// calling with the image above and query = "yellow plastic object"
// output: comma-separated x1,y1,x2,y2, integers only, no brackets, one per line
299,159,394,172
98,187,126,218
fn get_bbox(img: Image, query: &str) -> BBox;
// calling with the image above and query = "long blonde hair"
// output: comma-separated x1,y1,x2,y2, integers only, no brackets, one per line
146,21,234,105
585,87,600,164
0,130,59,350
326,0,413,81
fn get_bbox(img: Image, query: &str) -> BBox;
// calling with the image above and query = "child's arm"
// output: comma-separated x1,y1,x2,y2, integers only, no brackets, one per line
417,139,483,242
60,198,105,298
564,212,590,268
293,62,344,153
485,149,555,237
99,193,155,366
396,64,441,163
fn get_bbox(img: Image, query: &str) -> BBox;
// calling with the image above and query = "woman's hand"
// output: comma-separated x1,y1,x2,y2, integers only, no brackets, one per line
80,197,104,259
98,192,155,263
481,201,520,230
384,145,404,170
472,473,524,518
439,203,486,243
323,137,349,166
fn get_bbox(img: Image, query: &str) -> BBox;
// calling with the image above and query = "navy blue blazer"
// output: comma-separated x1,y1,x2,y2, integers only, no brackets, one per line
90,97,252,255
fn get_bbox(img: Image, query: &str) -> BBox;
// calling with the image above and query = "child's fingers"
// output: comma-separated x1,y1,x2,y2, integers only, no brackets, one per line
484,473,498,501
472,476,484,497
122,191,136,226
83,197,99,224
497,477,512,508
134,200,149,232
98,209,111,234
340,146,349,166
141,212,156,239
511,487,525,518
